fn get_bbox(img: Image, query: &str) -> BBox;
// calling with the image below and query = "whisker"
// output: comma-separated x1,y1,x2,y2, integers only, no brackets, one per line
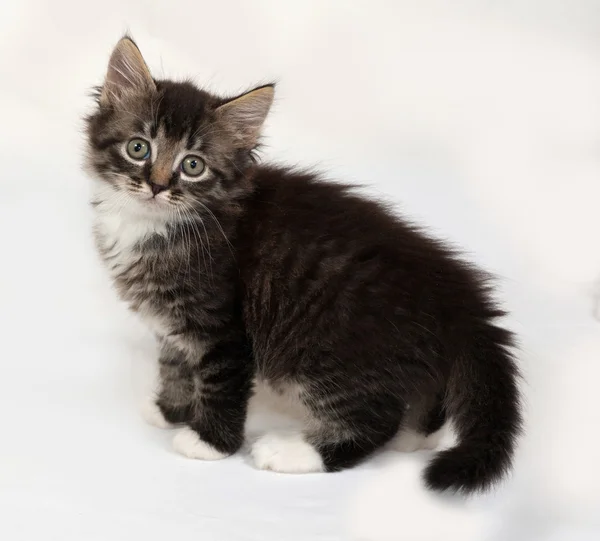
193,199,235,260
179,201,215,287
184,205,212,286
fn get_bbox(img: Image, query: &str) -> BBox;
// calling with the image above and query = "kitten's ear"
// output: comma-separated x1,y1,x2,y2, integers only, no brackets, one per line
216,85,275,148
100,36,156,106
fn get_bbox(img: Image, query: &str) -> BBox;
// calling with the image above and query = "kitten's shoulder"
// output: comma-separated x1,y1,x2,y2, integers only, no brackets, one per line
241,164,409,244
247,164,365,206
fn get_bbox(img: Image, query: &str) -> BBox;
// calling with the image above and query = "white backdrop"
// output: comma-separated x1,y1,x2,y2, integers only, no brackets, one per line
0,1,599,540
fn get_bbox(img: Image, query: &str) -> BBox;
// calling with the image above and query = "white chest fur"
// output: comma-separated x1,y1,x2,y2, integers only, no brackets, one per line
92,193,172,335
94,205,168,274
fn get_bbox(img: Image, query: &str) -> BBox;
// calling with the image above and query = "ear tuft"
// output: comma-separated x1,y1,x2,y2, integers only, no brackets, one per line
100,36,155,106
216,85,275,148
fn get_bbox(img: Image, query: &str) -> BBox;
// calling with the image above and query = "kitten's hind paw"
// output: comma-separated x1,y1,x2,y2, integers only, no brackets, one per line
390,427,445,452
422,428,444,450
389,429,427,452
251,431,324,473
141,397,174,429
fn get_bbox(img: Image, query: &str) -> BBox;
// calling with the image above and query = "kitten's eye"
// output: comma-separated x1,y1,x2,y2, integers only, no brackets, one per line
126,138,150,160
181,155,205,178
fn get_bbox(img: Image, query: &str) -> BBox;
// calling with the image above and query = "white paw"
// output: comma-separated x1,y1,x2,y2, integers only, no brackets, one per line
391,428,445,452
423,428,444,450
172,427,229,460
391,429,426,452
141,397,173,429
251,431,324,473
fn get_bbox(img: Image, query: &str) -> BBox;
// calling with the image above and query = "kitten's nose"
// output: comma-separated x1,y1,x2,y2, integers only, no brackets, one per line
149,182,168,196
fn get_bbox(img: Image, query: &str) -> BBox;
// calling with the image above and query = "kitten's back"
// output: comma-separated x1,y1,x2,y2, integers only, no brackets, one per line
238,165,522,492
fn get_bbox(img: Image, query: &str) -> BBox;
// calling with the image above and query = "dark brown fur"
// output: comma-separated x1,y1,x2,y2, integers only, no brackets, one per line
85,36,522,493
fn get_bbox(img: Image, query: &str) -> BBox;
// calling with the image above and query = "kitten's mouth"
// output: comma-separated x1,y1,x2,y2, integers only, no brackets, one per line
134,190,172,210
146,195,170,206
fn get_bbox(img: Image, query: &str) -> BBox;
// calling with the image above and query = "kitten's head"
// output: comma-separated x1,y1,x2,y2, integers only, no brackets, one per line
85,36,273,218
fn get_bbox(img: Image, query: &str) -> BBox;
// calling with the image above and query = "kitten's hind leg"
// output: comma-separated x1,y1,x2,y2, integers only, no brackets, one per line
390,393,447,452
251,383,403,473
419,394,447,450
251,430,325,473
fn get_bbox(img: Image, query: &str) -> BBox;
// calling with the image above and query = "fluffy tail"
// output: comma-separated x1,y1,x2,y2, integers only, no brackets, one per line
424,323,523,494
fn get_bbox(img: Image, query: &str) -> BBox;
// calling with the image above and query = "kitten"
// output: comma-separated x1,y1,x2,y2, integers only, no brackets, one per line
84,36,522,494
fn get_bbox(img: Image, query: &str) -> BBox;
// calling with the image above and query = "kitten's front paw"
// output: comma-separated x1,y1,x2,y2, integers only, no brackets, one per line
141,397,174,429
172,427,229,460
251,431,324,473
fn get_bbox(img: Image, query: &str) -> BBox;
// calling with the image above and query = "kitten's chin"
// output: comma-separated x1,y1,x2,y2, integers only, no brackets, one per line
128,192,173,219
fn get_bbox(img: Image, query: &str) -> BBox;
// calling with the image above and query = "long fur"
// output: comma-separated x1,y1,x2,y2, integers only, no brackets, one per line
84,36,523,493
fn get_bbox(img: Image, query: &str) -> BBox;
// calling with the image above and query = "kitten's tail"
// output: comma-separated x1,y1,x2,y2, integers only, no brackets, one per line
424,323,523,494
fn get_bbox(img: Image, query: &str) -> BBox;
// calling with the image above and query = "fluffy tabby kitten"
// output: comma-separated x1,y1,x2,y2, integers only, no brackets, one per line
85,36,522,494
